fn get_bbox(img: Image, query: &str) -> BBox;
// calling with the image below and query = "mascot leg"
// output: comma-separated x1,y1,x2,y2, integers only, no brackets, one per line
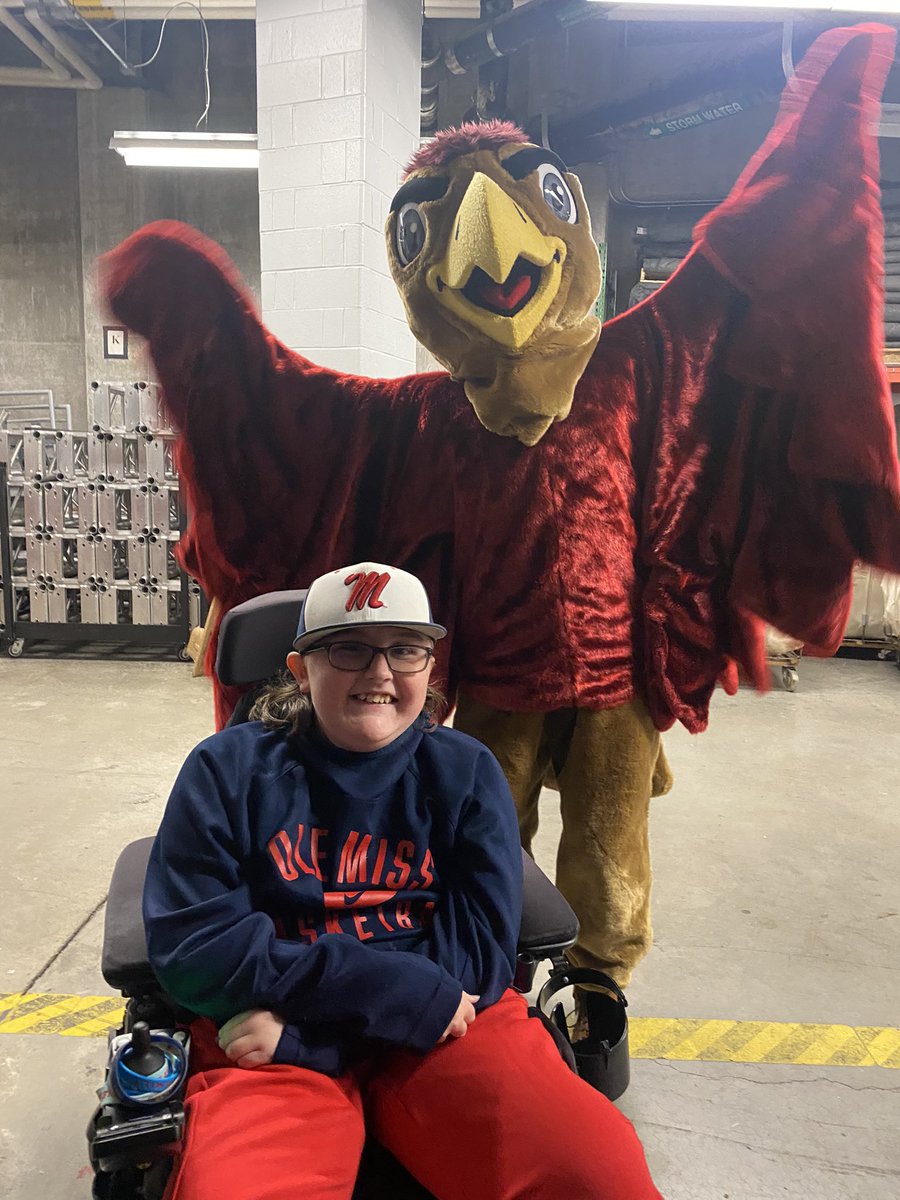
558,700,669,988
452,694,574,853
454,694,671,989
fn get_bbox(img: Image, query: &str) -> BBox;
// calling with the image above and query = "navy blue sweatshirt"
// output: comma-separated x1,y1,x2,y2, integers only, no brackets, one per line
142,720,522,1075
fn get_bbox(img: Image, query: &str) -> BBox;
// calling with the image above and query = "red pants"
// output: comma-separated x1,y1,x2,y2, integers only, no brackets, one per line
166,990,662,1200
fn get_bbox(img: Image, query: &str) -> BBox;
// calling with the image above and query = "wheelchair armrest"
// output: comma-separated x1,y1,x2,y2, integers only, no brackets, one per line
102,837,158,995
518,850,578,959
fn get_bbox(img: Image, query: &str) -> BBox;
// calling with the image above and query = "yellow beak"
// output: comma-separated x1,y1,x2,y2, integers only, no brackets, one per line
426,171,567,350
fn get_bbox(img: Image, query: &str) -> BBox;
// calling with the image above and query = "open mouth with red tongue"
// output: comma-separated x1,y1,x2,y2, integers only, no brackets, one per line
461,256,543,317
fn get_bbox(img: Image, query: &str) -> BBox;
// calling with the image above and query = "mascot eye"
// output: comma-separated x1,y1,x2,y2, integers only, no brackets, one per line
537,163,577,225
395,203,427,266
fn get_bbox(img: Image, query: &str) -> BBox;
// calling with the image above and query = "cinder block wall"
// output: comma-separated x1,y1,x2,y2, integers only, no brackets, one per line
256,0,421,378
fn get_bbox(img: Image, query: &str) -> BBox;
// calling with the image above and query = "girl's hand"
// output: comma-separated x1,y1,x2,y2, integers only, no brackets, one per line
218,1009,285,1068
439,992,479,1043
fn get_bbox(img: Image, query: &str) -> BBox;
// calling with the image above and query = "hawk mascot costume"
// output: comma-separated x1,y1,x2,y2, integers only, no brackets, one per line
104,25,900,990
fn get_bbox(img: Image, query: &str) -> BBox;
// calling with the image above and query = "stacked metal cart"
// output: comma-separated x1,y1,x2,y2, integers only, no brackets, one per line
0,382,201,658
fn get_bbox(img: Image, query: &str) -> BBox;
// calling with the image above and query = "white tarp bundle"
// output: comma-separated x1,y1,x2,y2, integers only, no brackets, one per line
765,626,803,656
845,564,900,641
766,565,900,652
883,572,900,638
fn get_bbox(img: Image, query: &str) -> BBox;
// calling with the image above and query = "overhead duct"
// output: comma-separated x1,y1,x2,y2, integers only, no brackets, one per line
536,26,801,164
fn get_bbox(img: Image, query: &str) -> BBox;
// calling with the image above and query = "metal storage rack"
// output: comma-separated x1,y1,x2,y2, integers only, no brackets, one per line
0,382,203,659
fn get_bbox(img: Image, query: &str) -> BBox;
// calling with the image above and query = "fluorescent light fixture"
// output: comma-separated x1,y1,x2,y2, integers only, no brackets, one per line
109,131,258,169
587,0,900,10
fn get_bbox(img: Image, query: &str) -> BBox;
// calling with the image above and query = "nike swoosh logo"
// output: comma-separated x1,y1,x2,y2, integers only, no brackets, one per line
322,890,398,910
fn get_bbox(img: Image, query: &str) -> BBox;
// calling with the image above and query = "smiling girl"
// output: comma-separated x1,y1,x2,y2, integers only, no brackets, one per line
142,562,660,1200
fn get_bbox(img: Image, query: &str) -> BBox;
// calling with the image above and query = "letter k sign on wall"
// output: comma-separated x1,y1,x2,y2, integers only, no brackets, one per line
103,326,128,359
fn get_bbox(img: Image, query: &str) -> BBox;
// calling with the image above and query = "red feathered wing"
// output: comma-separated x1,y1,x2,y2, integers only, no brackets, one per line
101,224,458,728
622,23,900,729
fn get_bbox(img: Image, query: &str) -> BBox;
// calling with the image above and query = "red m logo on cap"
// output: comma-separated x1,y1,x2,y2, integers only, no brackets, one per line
345,571,390,612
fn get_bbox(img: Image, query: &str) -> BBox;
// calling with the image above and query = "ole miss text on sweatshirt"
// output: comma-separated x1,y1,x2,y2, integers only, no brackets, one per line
142,720,522,1074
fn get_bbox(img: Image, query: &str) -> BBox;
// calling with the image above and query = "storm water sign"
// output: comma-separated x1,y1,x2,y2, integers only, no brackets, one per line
644,96,763,139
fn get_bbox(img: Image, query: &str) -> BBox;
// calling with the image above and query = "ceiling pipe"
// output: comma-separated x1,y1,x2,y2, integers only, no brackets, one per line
0,1,102,88
0,5,70,79
90,0,252,15
422,0,593,133
23,7,102,87
426,0,587,83
421,21,442,132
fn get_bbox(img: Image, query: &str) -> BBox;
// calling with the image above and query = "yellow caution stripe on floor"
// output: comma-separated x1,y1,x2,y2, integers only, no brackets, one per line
2,993,899,1068
629,1016,900,1069
0,993,126,1038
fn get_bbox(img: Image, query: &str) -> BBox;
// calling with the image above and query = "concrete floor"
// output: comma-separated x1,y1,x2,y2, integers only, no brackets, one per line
1,653,898,1199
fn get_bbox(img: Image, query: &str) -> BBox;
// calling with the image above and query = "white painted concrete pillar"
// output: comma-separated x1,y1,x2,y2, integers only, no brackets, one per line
256,0,422,377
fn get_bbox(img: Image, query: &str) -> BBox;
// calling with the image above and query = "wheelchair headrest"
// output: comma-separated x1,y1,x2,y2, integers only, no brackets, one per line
215,590,307,686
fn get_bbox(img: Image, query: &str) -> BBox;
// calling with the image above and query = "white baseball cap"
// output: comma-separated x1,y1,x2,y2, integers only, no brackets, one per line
293,562,447,651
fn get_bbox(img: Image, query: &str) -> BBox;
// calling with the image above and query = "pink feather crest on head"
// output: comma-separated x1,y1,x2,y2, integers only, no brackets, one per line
404,121,530,178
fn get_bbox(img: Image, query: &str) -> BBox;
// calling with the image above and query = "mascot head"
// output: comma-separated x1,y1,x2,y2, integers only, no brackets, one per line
385,121,602,446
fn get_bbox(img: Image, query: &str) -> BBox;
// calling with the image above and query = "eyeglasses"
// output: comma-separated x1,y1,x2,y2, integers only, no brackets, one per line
303,641,433,674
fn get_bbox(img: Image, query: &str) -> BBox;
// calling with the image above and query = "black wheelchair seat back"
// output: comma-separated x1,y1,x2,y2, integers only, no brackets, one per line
216,589,308,726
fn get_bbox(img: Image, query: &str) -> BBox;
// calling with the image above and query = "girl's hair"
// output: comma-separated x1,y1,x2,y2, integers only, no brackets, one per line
249,670,447,737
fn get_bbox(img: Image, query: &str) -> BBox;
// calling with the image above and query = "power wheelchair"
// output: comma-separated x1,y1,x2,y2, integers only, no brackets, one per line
88,591,629,1200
